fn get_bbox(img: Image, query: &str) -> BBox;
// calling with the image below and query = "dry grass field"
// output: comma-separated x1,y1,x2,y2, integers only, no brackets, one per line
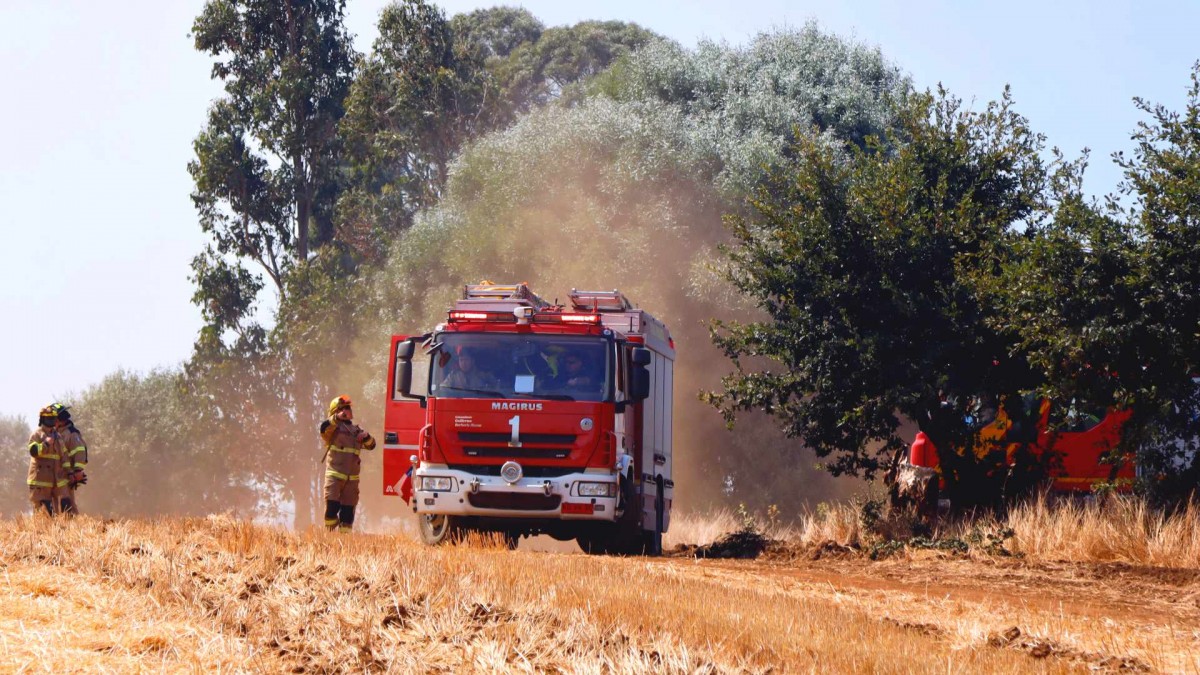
0,498,1197,673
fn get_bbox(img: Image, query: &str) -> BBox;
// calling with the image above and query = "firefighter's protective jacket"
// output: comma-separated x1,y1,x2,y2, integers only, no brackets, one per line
27,428,69,494
323,418,376,484
59,426,87,476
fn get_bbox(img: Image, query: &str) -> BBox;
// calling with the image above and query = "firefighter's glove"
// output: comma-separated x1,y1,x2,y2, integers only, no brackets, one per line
320,419,337,445
358,431,376,451
29,443,38,458
73,471,87,487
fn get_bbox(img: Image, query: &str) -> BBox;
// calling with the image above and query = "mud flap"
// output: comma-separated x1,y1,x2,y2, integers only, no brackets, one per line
399,467,413,504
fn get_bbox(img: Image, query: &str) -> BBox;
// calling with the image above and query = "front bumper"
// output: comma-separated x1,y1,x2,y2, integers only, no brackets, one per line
412,465,618,521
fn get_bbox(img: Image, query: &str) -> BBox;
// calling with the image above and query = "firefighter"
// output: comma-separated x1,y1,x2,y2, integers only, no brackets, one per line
319,395,375,532
51,404,87,515
27,406,70,516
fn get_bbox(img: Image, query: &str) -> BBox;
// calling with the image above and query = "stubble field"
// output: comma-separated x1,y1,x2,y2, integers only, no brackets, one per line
0,499,1197,673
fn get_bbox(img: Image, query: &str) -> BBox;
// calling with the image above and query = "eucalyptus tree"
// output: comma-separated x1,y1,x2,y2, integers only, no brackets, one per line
189,0,357,527
190,0,357,301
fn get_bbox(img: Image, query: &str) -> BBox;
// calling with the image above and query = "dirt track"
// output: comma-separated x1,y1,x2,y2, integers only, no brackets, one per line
653,552,1200,672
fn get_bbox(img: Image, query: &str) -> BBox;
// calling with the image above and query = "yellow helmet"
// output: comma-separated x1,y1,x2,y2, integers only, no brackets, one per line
328,395,352,417
38,406,57,427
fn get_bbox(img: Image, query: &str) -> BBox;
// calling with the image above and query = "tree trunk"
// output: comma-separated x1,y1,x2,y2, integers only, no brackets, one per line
296,170,310,262
291,461,315,530
290,355,320,530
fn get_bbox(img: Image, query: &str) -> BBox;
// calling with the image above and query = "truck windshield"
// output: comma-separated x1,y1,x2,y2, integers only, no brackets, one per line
429,334,611,402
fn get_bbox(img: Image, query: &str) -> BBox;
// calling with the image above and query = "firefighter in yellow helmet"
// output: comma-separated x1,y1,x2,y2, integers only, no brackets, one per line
27,406,71,516
50,404,87,515
319,396,375,532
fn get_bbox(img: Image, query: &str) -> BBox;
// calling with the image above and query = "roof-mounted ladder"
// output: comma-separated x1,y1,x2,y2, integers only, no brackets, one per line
462,281,549,308
569,289,633,312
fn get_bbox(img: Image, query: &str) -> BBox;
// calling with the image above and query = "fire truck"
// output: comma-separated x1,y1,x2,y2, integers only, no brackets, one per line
903,395,1135,500
382,283,675,554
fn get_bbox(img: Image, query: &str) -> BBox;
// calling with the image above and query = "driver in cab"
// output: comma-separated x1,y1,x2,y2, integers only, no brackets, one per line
442,347,499,391
553,351,597,390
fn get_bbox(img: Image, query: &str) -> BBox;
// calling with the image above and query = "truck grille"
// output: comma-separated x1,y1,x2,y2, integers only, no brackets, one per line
458,432,577,445
464,446,571,459
468,492,562,511
448,464,576,478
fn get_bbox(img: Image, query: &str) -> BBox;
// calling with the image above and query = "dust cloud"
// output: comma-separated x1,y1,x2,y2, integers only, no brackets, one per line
329,108,863,526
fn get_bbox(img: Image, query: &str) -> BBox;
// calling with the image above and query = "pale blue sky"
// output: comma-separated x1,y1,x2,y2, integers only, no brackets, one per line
1,0,1196,424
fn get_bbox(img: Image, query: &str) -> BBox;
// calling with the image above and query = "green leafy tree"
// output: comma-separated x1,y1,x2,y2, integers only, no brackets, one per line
707,88,1052,507
338,0,489,245
338,4,663,251
987,64,1200,500
1116,64,1200,492
500,20,660,116
450,6,543,60
0,414,31,517
63,370,257,517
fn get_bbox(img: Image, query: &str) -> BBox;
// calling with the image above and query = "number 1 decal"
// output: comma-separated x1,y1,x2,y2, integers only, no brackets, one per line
508,415,521,446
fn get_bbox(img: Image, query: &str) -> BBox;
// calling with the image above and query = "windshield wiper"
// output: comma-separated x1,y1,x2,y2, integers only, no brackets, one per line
438,385,505,398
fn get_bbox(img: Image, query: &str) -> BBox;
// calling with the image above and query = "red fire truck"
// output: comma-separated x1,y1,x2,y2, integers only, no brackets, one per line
906,395,1135,495
383,283,675,554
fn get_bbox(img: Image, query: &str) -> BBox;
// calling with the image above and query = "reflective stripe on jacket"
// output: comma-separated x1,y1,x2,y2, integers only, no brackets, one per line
59,427,87,471
27,428,69,490
324,419,375,483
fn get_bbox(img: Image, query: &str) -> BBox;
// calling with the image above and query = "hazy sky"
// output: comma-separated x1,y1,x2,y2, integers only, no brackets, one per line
1,0,1196,425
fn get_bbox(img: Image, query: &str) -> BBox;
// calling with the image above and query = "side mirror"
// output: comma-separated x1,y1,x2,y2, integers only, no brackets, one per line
396,340,415,398
631,347,651,366
397,361,414,397
396,341,415,360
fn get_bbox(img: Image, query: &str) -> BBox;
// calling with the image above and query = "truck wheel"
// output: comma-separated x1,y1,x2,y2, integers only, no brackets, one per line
502,531,520,550
419,514,462,545
576,525,614,555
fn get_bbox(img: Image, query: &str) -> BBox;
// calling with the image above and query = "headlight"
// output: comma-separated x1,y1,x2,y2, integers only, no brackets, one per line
577,481,617,497
420,476,453,491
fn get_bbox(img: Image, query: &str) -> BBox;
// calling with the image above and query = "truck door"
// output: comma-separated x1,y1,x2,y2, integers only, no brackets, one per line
384,335,428,498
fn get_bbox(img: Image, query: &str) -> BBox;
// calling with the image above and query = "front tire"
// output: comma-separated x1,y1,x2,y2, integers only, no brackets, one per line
419,513,463,545
577,524,614,555
578,475,647,555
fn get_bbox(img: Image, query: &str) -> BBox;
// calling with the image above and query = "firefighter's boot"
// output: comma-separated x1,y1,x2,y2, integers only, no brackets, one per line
324,500,340,530
337,504,355,533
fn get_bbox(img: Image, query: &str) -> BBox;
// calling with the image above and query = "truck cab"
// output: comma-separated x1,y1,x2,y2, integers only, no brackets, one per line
383,283,674,554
